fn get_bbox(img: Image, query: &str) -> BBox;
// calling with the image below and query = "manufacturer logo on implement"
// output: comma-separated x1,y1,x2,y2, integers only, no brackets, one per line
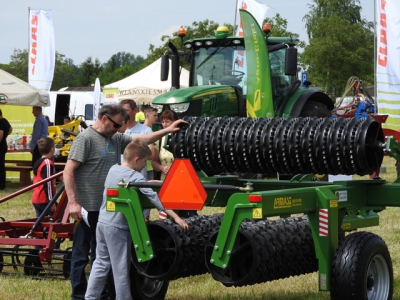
274,196,292,209
273,196,302,209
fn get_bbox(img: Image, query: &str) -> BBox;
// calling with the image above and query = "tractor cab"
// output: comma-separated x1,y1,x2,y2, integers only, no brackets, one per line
152,26,301,119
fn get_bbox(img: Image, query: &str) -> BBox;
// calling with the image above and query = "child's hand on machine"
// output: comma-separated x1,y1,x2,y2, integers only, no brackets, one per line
174,216,189,232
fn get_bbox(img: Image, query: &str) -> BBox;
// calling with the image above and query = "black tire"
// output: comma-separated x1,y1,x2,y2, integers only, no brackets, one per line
130,265,169,300
105,263,169,300
331,232,393,300
133,220,182,280
299,101,332,118
23,249,43,276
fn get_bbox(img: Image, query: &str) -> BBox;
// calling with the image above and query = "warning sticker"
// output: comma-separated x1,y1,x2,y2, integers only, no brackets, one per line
107,201,116,212
253,208,262,219
330,200,338,208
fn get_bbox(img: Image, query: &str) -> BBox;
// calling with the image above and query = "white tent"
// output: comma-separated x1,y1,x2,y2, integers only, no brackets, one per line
0,69,50,106
104,58,190,104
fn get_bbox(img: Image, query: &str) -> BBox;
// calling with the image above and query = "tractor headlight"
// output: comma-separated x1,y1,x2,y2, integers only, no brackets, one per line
170,103,190,113
152,104,163,113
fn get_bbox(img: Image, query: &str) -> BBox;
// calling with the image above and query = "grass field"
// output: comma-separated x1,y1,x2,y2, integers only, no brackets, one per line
1,157,400,299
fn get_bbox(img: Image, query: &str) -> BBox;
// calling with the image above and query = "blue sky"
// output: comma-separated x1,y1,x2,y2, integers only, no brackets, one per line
0,0,375,65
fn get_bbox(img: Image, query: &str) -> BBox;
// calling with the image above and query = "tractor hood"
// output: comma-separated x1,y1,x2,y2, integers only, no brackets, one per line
152,85,237,105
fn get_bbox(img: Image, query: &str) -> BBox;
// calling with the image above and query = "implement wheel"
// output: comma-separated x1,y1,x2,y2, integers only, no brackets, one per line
205,228,261,287
133,221,182,280
331,232,393,300
130,266,169,300
105,263,169,300
24,249,43,276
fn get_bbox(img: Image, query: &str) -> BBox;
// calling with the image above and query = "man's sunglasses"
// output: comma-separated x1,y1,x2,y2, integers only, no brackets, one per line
105,114,122,129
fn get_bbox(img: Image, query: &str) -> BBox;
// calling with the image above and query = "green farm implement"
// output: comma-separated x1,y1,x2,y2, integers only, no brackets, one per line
104,116,400,300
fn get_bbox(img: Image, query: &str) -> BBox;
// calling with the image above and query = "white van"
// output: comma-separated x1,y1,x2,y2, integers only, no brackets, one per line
44,89,95,126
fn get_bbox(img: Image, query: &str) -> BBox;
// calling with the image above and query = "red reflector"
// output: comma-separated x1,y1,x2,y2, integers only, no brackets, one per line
107,189,119,197
248,195,262,203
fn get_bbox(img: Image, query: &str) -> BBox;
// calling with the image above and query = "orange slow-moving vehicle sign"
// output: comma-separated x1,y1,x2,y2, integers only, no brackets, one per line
159,159,207,210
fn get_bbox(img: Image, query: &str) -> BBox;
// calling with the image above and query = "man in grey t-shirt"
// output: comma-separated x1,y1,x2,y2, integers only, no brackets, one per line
63,104,185,300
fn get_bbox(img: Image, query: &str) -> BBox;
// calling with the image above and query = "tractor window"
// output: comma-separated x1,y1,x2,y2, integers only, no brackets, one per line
193,46,246,92
269,48,291,106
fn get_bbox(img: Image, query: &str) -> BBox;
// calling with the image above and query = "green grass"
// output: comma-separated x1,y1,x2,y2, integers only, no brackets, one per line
1,157,400,299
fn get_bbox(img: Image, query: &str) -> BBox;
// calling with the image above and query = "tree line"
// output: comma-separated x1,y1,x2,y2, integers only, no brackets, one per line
0,0,374,99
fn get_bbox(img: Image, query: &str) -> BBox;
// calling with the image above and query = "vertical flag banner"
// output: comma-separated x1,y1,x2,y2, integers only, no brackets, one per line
29,10,55,93
235,0,269,88
93,78,102,122
239,9,273,118
376,0,400,130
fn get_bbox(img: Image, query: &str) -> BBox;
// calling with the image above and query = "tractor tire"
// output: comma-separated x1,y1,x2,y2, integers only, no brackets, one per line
331,232,393,300
299,101,332,118
105,263,169,300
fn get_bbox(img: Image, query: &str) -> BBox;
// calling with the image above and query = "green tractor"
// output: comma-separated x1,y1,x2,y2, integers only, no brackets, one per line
152,10,333,119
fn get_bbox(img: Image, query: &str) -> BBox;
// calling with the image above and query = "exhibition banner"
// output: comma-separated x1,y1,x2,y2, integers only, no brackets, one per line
239,9,273,118
28,10,55,93
376,0,400,130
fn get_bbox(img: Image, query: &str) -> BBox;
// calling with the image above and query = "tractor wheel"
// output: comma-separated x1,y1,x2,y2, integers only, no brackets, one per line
331,232,393,300
105,263,169,300
23,249,43,276
299,101,332,118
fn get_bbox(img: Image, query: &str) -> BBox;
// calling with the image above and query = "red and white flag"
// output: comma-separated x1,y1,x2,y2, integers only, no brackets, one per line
235,0,270,37
234,0,269,72
376,0,400,130
29,10,55,93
